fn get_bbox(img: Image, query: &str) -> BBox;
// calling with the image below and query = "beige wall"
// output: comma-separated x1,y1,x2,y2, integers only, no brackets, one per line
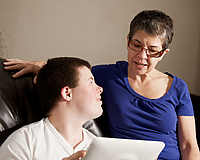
0,0,200,96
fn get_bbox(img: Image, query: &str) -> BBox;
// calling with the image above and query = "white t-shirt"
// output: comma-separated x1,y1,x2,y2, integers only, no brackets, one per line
0,118,96,160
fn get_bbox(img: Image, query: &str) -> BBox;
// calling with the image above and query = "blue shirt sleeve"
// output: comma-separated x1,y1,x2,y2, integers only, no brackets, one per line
173,76,194,116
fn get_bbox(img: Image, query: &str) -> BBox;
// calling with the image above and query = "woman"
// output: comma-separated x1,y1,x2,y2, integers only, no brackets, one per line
4,10,200,160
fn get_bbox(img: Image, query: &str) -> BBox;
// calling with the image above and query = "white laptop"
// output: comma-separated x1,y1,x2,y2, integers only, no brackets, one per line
82,137,165,160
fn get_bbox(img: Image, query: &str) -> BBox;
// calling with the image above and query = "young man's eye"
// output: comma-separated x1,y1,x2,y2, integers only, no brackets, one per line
90,80,94,84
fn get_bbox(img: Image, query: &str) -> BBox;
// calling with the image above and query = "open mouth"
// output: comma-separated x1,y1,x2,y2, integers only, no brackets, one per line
97,97,102,102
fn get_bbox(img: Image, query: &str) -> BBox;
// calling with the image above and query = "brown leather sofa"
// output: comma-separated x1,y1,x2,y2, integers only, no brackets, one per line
0,57,199,148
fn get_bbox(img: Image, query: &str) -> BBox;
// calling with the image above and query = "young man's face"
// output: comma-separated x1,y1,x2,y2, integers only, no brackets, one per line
72,66,103,121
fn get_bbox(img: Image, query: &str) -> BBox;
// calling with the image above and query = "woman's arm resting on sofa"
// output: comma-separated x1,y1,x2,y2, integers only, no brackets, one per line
4,59,46,78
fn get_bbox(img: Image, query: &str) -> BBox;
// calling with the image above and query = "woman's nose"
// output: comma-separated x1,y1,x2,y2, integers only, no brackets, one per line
138,48,148,59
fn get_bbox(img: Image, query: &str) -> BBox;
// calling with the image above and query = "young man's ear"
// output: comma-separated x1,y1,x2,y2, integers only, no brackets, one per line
61,86,72,101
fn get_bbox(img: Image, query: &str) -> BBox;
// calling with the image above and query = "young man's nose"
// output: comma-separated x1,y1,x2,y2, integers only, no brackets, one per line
97,85,103,94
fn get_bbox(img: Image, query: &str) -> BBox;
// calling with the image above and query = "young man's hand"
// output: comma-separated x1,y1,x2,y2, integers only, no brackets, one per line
62,150,86,160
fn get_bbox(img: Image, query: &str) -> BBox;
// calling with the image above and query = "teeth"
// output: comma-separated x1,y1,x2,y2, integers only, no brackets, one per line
136,62,146,66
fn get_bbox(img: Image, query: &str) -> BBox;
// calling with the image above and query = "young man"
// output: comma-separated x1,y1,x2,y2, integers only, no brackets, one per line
0,57,103,160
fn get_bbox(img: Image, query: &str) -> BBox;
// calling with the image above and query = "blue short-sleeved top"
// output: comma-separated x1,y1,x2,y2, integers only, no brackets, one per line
92,61,194,160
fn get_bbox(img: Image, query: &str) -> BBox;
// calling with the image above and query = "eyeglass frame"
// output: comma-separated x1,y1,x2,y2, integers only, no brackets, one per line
128,40,166,58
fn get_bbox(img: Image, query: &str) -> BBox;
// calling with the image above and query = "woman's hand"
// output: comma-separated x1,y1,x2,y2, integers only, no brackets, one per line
4,59,46,83
62,150,86,160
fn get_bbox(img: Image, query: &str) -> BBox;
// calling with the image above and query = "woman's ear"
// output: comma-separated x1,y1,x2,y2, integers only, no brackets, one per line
127,35,130,43
159,48,170,61
164,48,170,54
127,35,129,50
61,86,72,101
